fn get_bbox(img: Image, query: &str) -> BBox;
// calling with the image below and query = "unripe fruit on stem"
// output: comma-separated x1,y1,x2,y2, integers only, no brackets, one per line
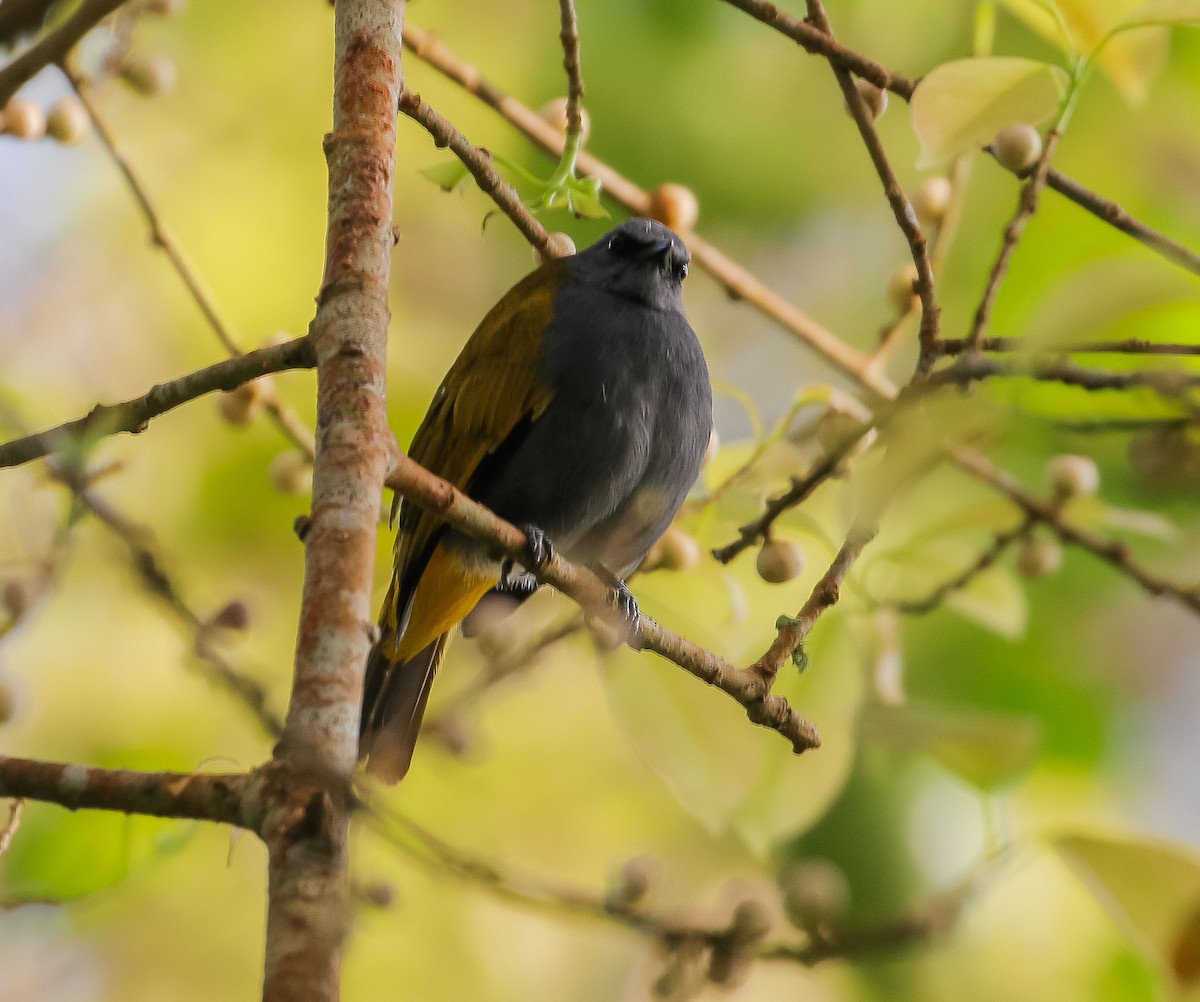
605,856,656,912
120,54,178,96
269,450,313,495
844,77,888,120
47,97,89,144
1044,454,1099,500
2,578,35,619
993,123,1042,173
757,538,806,584
912,176,952,227
656,526,702,572
648,182,699,232
781,859,850,932
216,380,264,425
3,99,46,140
1016,533,1063,579
886,261,920,314
147,0,186,14
210,599,250,631
533,231,576,265
537,96,590,143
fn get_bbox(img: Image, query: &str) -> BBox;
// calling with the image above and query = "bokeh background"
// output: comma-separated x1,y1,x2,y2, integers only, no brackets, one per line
2,1,1200,999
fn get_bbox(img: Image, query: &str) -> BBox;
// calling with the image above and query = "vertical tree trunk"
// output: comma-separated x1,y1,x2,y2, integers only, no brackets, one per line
261,2,406,999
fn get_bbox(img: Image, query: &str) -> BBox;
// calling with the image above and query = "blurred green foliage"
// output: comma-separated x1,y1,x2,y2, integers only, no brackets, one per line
1,1,1200,1000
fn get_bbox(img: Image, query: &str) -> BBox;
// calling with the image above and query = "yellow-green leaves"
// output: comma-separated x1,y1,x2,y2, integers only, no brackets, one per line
911,57,1068,166
1055,832,1200,988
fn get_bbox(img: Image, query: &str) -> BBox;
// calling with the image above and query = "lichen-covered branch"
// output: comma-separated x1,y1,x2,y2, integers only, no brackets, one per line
0,755,254,828
261,3,406,1000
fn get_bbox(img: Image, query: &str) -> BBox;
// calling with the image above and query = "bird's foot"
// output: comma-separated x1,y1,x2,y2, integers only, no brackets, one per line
500,523,554,588
593,564,641,635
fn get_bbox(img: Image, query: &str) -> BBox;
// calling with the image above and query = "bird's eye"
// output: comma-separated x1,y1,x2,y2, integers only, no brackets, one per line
677,261,689,280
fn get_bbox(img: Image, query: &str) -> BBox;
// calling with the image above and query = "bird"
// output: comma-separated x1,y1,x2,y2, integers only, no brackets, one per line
360,217,713,783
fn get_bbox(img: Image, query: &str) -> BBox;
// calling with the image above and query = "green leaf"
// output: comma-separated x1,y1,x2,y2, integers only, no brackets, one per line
1054,831,1200,986
911,57,1069,167
861,701,1041,790
998,0,1169,103
565,187,609,220
3,802,197,901
943,565,1028,638
1122,0,1200,25
419,160,470,192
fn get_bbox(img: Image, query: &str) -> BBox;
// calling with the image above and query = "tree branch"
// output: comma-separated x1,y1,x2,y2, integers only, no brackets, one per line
400,23,890,396
0,0,130,106
556,0,586,140
385,453,821,754
928,353,1200,395
718,0,1200,278
951,446,1200,615
259,3,405,998
966,131,1062,353
0,755,254,828
804,0,941,376
939,336,1200,357
0,336,315,470
397,89,552,253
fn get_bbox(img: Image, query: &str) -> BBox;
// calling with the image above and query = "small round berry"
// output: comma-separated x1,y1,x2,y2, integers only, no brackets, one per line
886,262,920,315
1044,454,1099,500
703,426,720,467
993,123,1043,173
147,0,186,14
648,182,699,232
537,96,590,142
269,450,313,495
756,539,807,584
1016,533,1063,579
533,231,576,265
815,409,866,454
656,526,702,572
781,859,850,932
46,97,89,144
360,881,395,908
216,380,264,426
120,54,178,96
605,856,656,913
844,78,888,120
3,99,46,141
2,578,35,619
912,176,952,227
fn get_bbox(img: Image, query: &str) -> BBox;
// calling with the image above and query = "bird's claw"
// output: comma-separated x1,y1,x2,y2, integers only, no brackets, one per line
518,523,554,572
593,564,640,631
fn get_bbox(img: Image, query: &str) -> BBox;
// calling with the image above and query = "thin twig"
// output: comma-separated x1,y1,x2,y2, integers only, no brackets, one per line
556,0,585,140
804,1,941,376
0,0,129,106
397,89,551,253
64,69,317,459
0,336,314,470
939,336,1200,357
749,521,877,687
719,0,1200,278
44,461,286,736
927,354,1200,395
951,445,1200,615
965,131,1062,353
385,452,822,753
0,798,24,856
889,517,1033,615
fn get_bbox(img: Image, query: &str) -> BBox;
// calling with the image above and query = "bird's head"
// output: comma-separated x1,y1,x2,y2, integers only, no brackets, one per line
571,218,690,312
